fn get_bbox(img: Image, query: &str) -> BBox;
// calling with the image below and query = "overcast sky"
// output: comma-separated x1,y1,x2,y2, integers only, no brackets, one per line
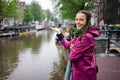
20,0,53,12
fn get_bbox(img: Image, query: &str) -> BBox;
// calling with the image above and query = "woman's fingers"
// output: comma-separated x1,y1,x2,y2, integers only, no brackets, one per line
49,27,61,33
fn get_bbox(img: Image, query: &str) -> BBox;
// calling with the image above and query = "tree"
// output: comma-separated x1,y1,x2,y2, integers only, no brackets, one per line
44,9,52,21
30,1,44,23
54,0,95,20
0,0,19,22
23,7,34,25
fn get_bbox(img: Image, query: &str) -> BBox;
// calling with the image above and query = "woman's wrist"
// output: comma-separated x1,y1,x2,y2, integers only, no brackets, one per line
56,33,64,40
57,31,61,34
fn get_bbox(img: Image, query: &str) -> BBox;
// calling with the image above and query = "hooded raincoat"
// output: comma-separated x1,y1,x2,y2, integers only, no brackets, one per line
59,24,100,80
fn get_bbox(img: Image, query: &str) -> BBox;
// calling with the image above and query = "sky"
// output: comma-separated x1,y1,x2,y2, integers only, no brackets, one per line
20,0,54,12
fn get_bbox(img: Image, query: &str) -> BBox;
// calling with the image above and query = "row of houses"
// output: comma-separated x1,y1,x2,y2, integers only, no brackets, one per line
3,1,27,27
2,0,120,27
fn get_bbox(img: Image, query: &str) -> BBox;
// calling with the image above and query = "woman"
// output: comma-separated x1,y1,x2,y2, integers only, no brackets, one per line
50,10,100,80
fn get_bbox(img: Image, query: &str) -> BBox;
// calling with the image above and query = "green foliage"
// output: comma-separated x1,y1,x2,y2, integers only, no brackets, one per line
55,0,95,20
0,0,18,22
51,16,58,22
42,8,58,22
23,1,45,24
30,1,43,22
44,9,52,20
23,7,34,23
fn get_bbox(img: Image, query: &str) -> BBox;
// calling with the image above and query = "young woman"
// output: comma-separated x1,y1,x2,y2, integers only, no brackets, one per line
50,10,100,80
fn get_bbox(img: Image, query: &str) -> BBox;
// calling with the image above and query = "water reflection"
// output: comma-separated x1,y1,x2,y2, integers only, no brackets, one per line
0,37,19,80
50,43,67,80
0,30,66,80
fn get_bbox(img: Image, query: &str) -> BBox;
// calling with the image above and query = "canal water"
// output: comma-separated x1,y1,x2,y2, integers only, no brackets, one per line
0,30,67,80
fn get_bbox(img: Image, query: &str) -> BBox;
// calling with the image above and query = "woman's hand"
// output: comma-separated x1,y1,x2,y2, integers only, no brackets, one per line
49,27,61,34
70,44,74,50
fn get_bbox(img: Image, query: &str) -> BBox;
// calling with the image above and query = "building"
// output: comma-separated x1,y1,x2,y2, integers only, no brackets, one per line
95,0,120,24
3,1,27,26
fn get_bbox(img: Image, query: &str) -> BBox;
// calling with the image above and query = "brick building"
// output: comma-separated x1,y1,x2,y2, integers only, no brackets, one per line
95,0,120,24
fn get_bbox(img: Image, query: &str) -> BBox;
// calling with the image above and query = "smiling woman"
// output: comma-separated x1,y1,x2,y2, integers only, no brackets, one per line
50,10,100,80
20,0,53,12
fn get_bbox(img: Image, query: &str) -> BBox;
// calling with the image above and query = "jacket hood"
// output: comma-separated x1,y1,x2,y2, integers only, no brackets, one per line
87,24,100,37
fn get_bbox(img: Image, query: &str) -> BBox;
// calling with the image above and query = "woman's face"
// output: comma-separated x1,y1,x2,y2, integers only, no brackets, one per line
75,12,87,29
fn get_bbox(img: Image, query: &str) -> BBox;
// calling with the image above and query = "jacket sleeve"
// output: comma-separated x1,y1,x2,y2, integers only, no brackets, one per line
69,35,94,62
57,33,71,49
60,38,71,49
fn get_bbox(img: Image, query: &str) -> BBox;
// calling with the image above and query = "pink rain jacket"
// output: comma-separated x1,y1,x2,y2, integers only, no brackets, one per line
60,24,100,80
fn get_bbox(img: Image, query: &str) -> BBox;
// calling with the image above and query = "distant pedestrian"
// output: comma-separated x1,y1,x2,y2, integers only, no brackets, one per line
99,20,104,30
99,20,107,36
50,10,100,80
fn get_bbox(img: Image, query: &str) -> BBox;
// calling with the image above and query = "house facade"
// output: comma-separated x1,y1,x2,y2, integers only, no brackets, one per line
95,0,120,24
3,1,27,26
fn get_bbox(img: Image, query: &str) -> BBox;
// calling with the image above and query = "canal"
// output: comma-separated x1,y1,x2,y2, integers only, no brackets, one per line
0,30,67,80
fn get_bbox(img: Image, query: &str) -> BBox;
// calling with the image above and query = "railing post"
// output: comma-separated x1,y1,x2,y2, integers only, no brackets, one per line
107,28,110,54
64,59,72,80
106,25,111,54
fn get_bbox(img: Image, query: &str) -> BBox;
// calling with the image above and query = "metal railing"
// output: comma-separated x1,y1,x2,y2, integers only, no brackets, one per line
64,59,72,80
98,25,120,54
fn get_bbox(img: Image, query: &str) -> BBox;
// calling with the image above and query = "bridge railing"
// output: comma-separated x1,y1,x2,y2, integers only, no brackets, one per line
97,25,120,54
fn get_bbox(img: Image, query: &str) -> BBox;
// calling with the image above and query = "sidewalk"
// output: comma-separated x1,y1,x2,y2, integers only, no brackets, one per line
96,56,120,80
96,34,120,80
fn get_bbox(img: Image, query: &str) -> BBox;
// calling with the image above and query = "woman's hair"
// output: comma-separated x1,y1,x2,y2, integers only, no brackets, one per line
76,10,92,39
78,10,91,25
